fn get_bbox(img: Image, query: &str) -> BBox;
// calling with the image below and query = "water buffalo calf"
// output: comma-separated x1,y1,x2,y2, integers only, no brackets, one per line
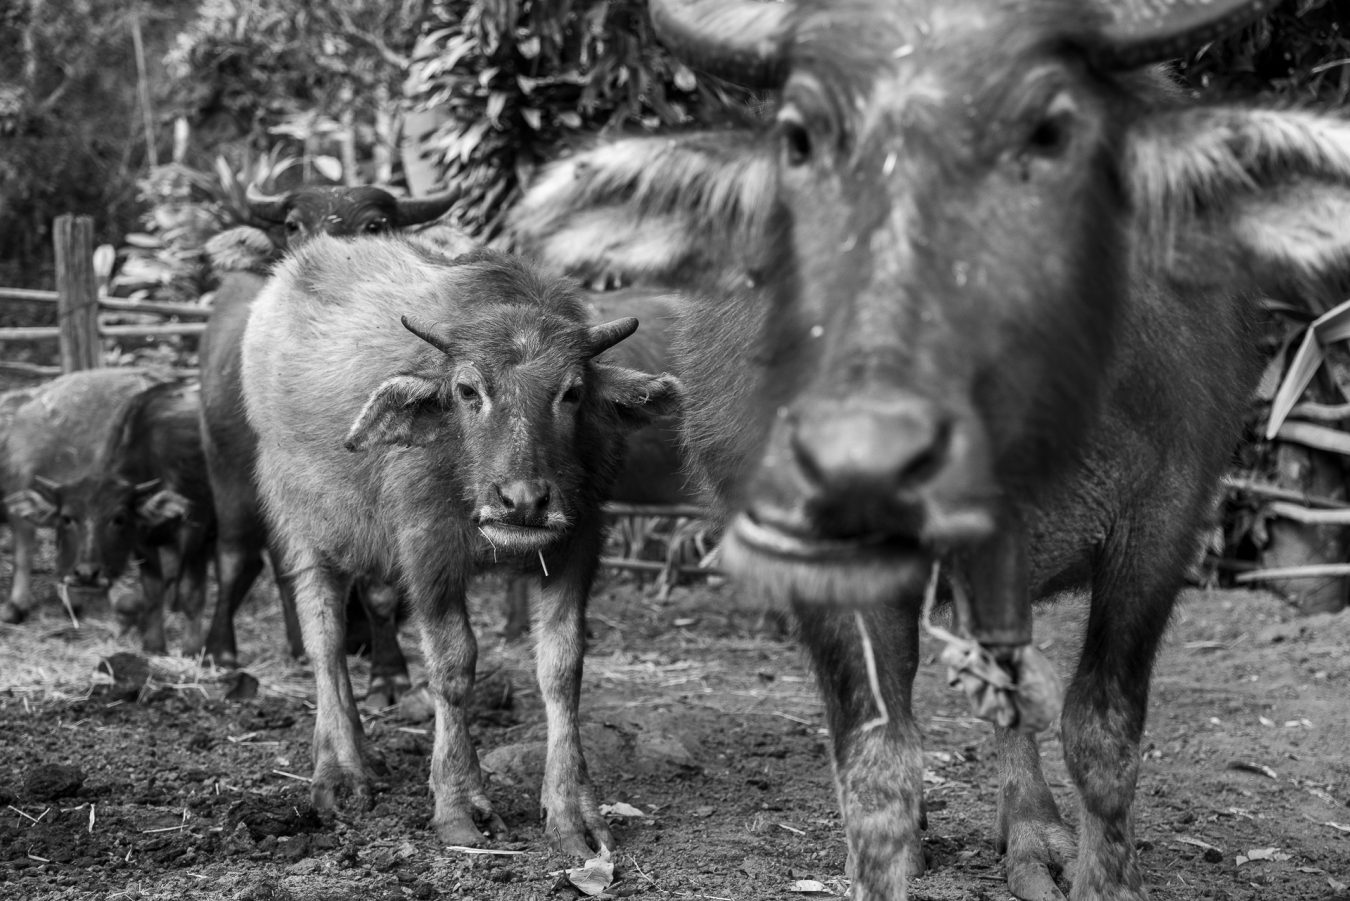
2,370,188,627
241,234,680,852
511,0,1350,897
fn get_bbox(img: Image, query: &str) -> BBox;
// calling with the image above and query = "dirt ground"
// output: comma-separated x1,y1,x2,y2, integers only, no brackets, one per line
1,544,1347,901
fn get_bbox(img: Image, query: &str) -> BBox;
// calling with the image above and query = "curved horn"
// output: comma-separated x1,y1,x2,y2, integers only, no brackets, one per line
648,0,791,90
245,182,293,223
1091,0,1278,69
585,317,640,358
395,187,462,227
402,314,456,354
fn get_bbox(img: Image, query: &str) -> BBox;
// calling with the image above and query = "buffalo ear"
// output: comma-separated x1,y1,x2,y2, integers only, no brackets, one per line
136,488,190,526
594,366,684,427
1129,108,1350,300
5,487,59,527
345,375,451,451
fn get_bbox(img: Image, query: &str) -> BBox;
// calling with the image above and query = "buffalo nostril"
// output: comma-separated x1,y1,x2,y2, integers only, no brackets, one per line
790,400,952,493
495,480,551,521
73,563,101,584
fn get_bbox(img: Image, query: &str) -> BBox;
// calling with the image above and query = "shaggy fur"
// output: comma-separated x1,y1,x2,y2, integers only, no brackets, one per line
509,0,1350,898
242,233,680,855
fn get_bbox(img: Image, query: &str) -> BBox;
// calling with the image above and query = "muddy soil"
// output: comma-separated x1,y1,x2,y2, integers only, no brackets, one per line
1,554,1347,901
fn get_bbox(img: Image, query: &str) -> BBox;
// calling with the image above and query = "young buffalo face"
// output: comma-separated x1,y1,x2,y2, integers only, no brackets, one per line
344,307,682,556
5,475,189,604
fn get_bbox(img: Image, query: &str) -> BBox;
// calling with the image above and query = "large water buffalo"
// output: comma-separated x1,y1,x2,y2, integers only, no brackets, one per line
198,183,465,673
509,0,1350,898
241,235,681,853
1,370,187,626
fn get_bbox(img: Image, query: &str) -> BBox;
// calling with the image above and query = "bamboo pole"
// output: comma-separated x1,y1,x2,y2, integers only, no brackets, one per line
0,287,57,303
1236,563,1350,584
602,503,708,519
54,214,101,372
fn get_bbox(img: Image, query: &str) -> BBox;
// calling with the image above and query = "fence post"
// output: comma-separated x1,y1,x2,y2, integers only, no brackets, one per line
54,214,101,373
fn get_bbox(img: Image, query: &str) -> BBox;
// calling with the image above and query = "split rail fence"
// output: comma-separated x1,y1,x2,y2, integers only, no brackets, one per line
0,214,206,378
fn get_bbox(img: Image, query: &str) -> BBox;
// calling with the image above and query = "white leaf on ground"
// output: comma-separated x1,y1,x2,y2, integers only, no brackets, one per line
600,802,650,819
1236,847,1291,866
788,879,833,894
567,847,615,896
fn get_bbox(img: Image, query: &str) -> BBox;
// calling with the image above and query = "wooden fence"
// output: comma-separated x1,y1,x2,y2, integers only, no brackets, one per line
0,214,208,377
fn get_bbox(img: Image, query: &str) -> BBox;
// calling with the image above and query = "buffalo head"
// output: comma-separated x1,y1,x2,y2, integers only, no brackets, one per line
245,183,460,248
5,475,189,603
342,252,682,556
513,0,1348,607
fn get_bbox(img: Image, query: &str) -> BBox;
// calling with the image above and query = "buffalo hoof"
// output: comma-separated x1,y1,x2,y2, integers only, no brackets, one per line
545,807,616,858
366,672,412,709
1004,819,1075,901
433,803,510,848
0,602,28,624
310,765,374,815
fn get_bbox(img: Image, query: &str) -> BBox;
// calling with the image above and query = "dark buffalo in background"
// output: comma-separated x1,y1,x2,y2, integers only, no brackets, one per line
500,286,703,640
1,369,188,633
510,0,1350,898
104,380,215,655
0,386,38,621
241,235,680,854
197,182,465,678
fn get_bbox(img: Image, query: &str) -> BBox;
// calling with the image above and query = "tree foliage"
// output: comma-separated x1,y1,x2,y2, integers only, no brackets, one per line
1179,0,1346,103
0,0,191,286
406,0,759,238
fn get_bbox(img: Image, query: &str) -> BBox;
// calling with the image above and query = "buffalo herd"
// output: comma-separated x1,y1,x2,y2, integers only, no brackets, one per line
4,0,1348,899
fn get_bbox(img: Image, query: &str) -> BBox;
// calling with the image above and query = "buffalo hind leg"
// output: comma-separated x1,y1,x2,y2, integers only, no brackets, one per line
995,726,1076,901
290,548,371,814
355,577,410,707
408,563,507,846
794,600,926,900
501,575,531,642
534,537,613,856
203,536,265,667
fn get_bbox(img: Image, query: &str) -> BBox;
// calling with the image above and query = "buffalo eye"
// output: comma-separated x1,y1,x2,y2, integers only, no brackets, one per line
60,514,75,527
111,513,126,528
363,217,390,233
777,108,813,168
284,218,302,234
1024,92,1076,159
456,382,480,403
560,385,582,405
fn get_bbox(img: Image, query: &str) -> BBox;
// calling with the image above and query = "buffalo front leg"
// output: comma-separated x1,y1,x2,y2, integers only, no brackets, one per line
794,600,926,900
534,538,613,856
290,549,370,814
1,518,37,623
409,566,507,846
1063,550,1181,901
995,727,1076,901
